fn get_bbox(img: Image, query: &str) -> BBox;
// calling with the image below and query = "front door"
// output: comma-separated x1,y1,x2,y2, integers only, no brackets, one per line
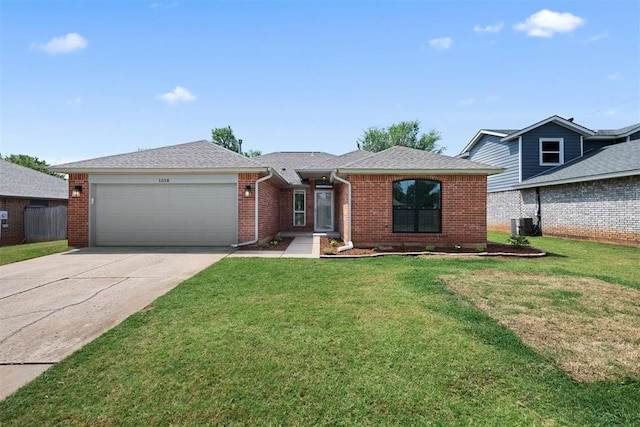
314,190,333,232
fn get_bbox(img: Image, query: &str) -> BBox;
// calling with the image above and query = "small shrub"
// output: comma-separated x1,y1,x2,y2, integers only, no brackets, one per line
507,234,531,249
273,233,283,243
323,247,335,255
259,242,268,249
425,244,436,252
454,245,462,252
372,246,379,252
400,243,407,251
270,240,278,245
475,245,485,253
330,239,339,247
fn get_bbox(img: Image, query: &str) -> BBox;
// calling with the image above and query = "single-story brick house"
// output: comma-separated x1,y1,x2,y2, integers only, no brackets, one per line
0,159,68,245
51,141,502,249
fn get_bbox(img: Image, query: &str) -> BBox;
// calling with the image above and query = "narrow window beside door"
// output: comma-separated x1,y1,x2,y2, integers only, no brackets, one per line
294,190,305,226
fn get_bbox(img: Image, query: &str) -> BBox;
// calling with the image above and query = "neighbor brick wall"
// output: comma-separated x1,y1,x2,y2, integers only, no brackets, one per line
67,174,89,247
0,197,67,246
348,174,488,248
487,176,640,246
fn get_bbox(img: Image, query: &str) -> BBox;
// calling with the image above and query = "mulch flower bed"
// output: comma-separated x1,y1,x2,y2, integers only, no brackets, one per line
238,237,295,251
320,237,545,257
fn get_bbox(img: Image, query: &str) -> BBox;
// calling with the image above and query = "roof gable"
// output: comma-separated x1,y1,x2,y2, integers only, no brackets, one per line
0,159,68,199
502,115,594,141
51,140,266,172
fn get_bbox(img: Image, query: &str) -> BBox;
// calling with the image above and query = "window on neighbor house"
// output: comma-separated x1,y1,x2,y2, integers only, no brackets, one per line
392,179,441,233
293,190,305,226
540,138,564,166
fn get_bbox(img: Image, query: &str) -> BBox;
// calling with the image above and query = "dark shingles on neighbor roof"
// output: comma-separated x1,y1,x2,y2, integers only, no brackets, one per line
51,140,266,170
592,123,640,137
254,151,336,184
341,146,502,172
0,159,68,199
518,140,640,188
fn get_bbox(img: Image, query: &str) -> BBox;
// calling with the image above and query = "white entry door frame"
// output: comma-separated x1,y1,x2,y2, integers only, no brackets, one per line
314,190,334,232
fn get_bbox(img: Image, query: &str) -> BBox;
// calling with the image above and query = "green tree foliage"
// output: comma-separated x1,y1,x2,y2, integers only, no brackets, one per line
358,120,444,153
212,126,240,152
243,149,262,158
2,154,64,178
211,126,261,157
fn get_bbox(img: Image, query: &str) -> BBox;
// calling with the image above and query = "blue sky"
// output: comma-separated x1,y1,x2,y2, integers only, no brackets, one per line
1,0,639,165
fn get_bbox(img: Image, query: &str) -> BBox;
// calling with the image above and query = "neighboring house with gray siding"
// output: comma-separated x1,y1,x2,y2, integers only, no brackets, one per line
459,115,640,246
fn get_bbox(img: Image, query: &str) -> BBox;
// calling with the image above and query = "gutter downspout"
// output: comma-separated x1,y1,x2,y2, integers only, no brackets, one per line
231,169,273,248
330,169,353,252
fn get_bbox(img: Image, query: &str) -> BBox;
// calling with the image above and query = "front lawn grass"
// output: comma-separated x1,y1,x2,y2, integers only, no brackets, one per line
1,234,638,425
0,240,70,266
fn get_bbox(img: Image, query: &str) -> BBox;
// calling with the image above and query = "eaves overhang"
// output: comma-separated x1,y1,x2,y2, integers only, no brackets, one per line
514,169,640,189
48,167,270,175
458,130,510,157
336,167,504,176
295,168,334,180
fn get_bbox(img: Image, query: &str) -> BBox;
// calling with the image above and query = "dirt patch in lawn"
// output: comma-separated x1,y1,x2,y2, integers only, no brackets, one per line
238,237,294,251
442,271,640,383
320,237,544,257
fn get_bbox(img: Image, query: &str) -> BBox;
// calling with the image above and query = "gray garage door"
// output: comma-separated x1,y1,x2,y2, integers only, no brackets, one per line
94,184,237,246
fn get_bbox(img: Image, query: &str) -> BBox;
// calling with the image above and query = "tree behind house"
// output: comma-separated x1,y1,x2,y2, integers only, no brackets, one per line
2,154,65,178
358,120,444,153
211,126,261,157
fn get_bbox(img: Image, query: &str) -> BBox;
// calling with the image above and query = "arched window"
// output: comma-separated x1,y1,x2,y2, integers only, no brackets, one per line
392,179,441,233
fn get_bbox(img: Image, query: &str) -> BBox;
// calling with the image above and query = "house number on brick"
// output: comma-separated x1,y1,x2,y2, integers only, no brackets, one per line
158,178,170,183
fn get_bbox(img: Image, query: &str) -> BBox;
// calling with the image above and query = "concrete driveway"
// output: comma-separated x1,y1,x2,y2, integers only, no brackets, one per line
0,247,231,400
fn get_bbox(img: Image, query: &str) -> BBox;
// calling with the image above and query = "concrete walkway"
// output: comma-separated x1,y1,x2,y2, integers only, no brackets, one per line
228,235,320,258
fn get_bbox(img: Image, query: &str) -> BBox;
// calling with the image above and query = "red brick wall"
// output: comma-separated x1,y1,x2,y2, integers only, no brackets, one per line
258,178,281,241
334,183,348,240
67,174,89,247
237,173,281,243
349,174,488,248
237,173,258,242
279,184,316,233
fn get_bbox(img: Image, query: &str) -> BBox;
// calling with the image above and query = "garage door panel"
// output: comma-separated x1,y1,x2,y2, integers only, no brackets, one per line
94,184,237,246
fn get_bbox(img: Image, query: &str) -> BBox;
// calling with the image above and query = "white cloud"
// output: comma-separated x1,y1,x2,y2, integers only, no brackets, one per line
66,96,83,105
607,73,619,81
473,22,504,34
429,37,453,50
33,33,88,54
514,9,584,38
157,86,196,104
457,98,476,106
586,31,608,43
604,110,616,116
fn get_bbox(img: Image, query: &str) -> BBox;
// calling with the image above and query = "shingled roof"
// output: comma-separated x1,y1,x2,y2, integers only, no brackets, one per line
339,146,502,174
0,159,68,200
51,140,267,172
516,139,640,188
254,151,336,185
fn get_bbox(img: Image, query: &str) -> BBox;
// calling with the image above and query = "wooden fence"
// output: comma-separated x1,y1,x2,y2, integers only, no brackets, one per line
24,206,68,242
